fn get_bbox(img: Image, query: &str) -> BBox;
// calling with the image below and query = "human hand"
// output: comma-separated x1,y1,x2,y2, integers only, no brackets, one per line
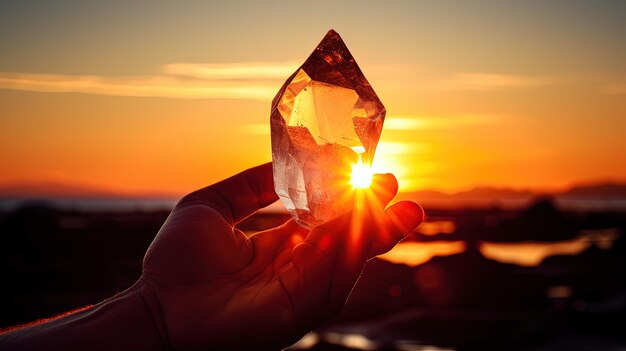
139,163,423,350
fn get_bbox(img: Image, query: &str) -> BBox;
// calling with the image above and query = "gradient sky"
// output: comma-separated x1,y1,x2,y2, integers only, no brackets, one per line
1,0,625,197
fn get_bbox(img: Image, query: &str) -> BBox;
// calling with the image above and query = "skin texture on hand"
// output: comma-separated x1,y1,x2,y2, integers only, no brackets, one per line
141,163,423,350
0,162,423,351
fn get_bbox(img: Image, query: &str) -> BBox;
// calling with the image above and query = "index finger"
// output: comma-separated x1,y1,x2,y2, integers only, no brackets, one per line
178,162,278,224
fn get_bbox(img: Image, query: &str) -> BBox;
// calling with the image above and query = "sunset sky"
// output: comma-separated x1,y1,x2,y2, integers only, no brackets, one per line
1,0,625,197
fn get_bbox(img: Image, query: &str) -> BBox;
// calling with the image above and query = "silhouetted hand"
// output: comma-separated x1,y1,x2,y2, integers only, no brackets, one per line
140,163,423,350
0,163,422,351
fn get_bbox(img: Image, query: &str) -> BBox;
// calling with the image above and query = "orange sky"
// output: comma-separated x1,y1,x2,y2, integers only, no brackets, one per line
1,1,625,197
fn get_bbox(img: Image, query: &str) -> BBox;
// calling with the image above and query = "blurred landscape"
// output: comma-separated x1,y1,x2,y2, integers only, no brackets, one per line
2,186,625,350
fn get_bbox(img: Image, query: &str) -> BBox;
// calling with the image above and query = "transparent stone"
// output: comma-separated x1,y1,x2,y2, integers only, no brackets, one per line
271,29,385,229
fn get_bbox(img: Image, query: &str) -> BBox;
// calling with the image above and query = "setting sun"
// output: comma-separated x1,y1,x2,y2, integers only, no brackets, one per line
350,157,373,189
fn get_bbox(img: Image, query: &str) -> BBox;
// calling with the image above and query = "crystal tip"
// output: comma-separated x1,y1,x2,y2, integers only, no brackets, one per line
324,29,341,39
316,29,350,57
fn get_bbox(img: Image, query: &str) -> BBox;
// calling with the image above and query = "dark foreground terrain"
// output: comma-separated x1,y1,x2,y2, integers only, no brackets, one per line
1,199,625,350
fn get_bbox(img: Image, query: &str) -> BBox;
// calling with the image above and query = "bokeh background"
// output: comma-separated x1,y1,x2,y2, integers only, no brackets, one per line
1,1,625,350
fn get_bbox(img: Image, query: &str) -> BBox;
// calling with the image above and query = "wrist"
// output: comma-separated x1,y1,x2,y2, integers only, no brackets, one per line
104,280,170,351
0,280,169,351
134,278,171,351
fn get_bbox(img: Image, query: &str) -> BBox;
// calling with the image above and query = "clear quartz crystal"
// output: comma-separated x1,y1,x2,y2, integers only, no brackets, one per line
271,29,385,229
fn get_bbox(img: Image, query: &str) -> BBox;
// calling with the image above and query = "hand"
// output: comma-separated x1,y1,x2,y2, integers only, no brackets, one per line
140,163,423,350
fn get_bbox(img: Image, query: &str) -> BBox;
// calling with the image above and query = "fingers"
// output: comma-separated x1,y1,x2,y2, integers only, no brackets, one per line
289,198,423,317
385,201,424,237
249,219,306,269
327,201,421,304
366,201,424,257
179,163,278,224
367,173,399,209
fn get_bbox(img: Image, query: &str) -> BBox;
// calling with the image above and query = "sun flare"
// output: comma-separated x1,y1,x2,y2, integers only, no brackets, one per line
350,157,373,189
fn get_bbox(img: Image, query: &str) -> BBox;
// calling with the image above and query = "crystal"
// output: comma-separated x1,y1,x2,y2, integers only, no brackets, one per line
271,29,385,229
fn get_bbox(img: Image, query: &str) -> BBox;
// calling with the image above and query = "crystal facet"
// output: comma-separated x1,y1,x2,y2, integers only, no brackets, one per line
271,29,385,229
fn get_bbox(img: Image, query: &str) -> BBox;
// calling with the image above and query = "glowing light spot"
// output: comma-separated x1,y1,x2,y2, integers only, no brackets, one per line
350,156,373,189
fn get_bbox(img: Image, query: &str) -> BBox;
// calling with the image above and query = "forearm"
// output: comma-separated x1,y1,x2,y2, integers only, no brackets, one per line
0,281,168,351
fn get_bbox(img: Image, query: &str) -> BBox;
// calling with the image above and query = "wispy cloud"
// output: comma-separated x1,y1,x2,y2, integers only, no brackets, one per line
0,61,302,100
163,61,299,80
437,73,550,91
386,114,497,130
0,72,278,100
0,66,553,100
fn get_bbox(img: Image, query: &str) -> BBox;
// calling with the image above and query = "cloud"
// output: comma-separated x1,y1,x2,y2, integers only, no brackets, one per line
0,60,408,100
386,114,496,130
163,61,299,80
0,65,552,100
0,61,303,100
0,72,279,100
437,73,550,91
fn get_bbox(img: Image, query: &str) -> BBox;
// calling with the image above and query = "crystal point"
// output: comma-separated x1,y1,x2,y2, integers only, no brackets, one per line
271,30,385,229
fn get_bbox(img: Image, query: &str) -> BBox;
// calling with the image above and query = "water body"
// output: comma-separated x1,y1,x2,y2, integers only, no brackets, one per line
379,227,620,267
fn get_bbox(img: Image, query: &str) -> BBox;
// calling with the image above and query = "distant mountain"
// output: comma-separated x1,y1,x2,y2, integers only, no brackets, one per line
0,181,124,199
447,186,535,199
400,182,626,209
0,181,175,199
402,186,534,203
561,182,626,198
2,178,625,206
